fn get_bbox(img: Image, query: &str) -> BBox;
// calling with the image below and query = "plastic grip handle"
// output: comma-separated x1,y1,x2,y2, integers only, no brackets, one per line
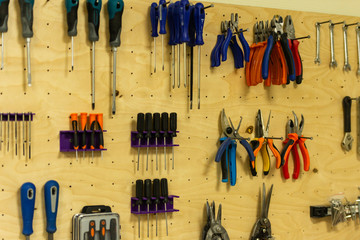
170,112,177,137
18,0,34,38
150,2,159,38
250,139,259,176
145,113,152,139
160,178,168,200
0,0,9,32
343,96,352,133
229,35,244,69
267,139,282,168
229,139,237,186
173,2,181,44
179,0,190,42
221,28,232,62
20,182,36,236
262,34,274,80
291,142,300,179
260,145,270,175
108,0,124,48
298,137,310,171
161,112,169,135
137,113,145,132
153,112,161,137
239,138,255,162
219,137,228,182
44,180,59,234
65,0,78,36
135,179,143,205
153,178,160,203
238,31,250,62
187,5,195,47
290,39,302,82
211,35,224,67
159,0,167,34
86,0,102,42
100,220,106,240
167,3,175,45
89,221,95,240
215,137,231,163
144,179,152,204
80,113,87,149
280,33,295,81
194,3,204,46
282,139,291,179
280,133,298,164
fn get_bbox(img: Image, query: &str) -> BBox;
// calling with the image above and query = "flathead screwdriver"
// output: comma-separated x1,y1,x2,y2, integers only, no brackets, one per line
80,113,87,160
159,0,167,71
167,3,176,88
170,113,177,170
136,113,145,171
161,178,169,236
135,179,143,238
0,0,9,70
18,0,34,87
20,182,36,240
144,179,152,238
173,2,181,88
145,113,152,171
150,2,159,73
70,113,79,161
107,0,124,115
65,0,79,71
161,112,169,170
153,179,160,236
28,112,31,159
15,113,18,156
153,113,160,170
7,112,9,152
180,0,190,88
22,113,25,156
44,180,59,240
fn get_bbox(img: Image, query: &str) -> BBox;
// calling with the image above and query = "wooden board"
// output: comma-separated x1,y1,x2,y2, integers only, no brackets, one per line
0,1,360,239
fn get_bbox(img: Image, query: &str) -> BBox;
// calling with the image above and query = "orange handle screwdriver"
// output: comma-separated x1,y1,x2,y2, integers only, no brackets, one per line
97,113,104,160
70,113,79,161
80,113,87,160
89,114,97,161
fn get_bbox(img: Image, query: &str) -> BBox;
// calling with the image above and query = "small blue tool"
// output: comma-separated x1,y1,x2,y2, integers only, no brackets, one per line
20,182,36,240
45,180,59,240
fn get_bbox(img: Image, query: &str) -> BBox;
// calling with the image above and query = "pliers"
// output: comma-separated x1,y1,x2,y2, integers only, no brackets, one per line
202,201,229,240
215,109,255,186
250,110,282,176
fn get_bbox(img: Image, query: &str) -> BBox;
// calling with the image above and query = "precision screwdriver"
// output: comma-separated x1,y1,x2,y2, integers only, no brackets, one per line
0,0,9,70
80,113,87,160
161,178,169,236
44,180,59,240
135,179,143,238
136,113,145,171
150,2,159,73
153,179,160,236
86,0,102,110
89,114,97,161
28,112,31,159
18,0,34,87
7,112,9,152
159,0,167,71
144,179,152,238
153,113,160,170
170,112,177,170
161,112,169,170
23,113,25,156
194,3,205,109
145,113,152,171
167,3,175,88
180,0,190,88
97,113,104,160
107,0,124,115
15,113,17,156
65,0,79,71
174,1,181,88
70,113,79,161
20,182,36,240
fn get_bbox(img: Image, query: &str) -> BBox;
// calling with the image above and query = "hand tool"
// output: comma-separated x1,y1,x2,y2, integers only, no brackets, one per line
167,3,176,88
80,113,87,160
70,113,79,161
210,22,226,67
188,5,195,109
15,113,18,156
161,178,169,236
23,113,25,155
28,112,31,159
20,182,36,240
44,180,59,240
358,98,360,156
245,22,259,85
19,0,34,86
89,113,97,161
136,113,145,171
110,218,116,240
159,0,167,71
97,113,104,160
180,0,190,87
202,201,229,240
215,109,254,186
161,112,168,170
65,0,79,71
100,219,106,240
174,1,181,88
0,0,9,70
250,183,274,240
314,20,330,64
357,24,360,77
150,2,159,73
153,179,160,236
88,220,95,240
145,113,152,171
343,22,351,72
0,113,2,150
6,112,9,152
86,0,102,110
153,113,160,170
108,0,124,115
144,179,151,237
170,112,177,170
329,21,344,68
250,110,282,176
135,179,143,238
342,96,354,151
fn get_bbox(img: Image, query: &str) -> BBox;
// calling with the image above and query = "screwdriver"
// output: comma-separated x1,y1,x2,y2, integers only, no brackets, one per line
174,2,181,88
89,113,97,161
18,0,34,87
153,113,160,170
88,220,95,240
150,2,159,73
161,178,169,236
144,179,152,238
145,113,152,171
159,0,167,71
153,179,160,236
70,113,79,161
7,112,9,152
0,113,2,150
188,5,195,109
65,0,79,71
108,0,124,115
167,3,175,88
97,113,104,160
110,219,116,240
28,112,31,159
161,112,169,170
194,3,205,109
80,113,87,160
86,0,102,110
22,113,25,156
20,182,36,240
0,0,9,70
100,219,106,240
136,113,144,171
15,113,17,156
170,113,177,170
44,180,59,240
180,0,190,88
135,179,143,238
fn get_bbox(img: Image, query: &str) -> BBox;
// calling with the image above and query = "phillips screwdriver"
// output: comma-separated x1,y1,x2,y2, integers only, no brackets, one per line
173,2,181,88
194,3,205,109
44,180,59,240
100,219,106,240
0,0,9,70
159,0,167,71
150,2,159,73
20,182,36,240
70,113,79,161
97,113,104,160
89,113,97,161
153,179,160,236
28,112,31,159
18,0,34,86
144,179,152,238
153,113,160,170
15,113,18,156
80,113,87,160
180,0,190,88
168,3,176,88
188,5,195,109
89,220,95,240
65,0,79,71
108,0,124,115
6,112,9,152
145,113,152,171
135,179,143,238
161,178,169,236
86,0,102,110
161,112,169,170
170,113,177,170
23,113,25,156
136,113,144,171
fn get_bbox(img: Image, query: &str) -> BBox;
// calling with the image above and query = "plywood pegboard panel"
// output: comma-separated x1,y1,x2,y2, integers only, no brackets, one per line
0,0,360,240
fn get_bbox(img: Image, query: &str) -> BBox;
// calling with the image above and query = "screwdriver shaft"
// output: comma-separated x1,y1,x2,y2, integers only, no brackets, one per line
137,139,141,171
138,205,141,238
183,44,187,88
71,36,74,71
154,37,156,73
7,113,9,152
177,44,180,88
155,204,158,236
172,147,174,170
146,138,149,171
162,35,164,71
164,204,168,236
15,114,17,156
112,47,117,115
147,204,150,237
22,113,25,156
197,46,201,109
26,38,31,87
48,233,53,240
28,113,31,159
172,45,175,88
91,41,96,110
164,136,166,170
155,138,158,170
1,32,4,70
190,47,193,109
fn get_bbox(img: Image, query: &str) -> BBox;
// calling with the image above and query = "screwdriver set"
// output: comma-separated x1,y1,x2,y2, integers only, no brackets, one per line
72,205,120,240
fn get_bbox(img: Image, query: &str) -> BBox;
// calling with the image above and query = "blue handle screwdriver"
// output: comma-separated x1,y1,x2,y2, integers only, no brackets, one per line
0,0,9,70
65,0,79,71
173,1,181,87
180,0,190,88
44,180,59,240
159,0,167,71
20,182,36,240
167,3,175,88
150,2,159,73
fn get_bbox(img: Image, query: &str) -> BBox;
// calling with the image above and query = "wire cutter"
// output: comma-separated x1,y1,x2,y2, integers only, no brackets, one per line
250,110,282,176
281,112,310,179
215,109,255,186
251,183,274,240
202,201,229,240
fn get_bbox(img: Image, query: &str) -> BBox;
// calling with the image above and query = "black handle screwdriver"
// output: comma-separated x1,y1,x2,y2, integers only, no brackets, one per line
136,113,144,171
153,179,160,236
144,179,152,238
0,0,9,70
65,0,79,71
145,113,152,171
170,112,177,170
153,113,160,170
135,179,143,238
161,113,169,170
161,178,169,236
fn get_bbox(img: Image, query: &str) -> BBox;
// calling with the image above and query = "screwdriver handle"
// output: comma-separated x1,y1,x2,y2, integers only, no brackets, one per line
100,219,106,240
161,112,169,137
144,179,152,204
137,113,145,139
193,3,205,46
167,3,175,45
187,5,195,47
0,0,9,33
18,0,34,38
80,113,87,149
135,179,144,205
89,220,95,240
150,2,159,38
20,182,36,236
44,180,59,234
173,1,180,44
170,112,177,137
145,113,152,139
108,0,124,48
65,0,79,36
153,179,160,204
71,113,79,150
86,0,102,42
89,114,97,149
159,0,167,35
97,113,104,149
179,0,190,43
160,178,168,202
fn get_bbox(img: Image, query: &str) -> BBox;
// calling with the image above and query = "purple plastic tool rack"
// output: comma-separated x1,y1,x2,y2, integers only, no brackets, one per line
130,131,179,148
0,113,34,121
59,130,107,152
130,195,179,215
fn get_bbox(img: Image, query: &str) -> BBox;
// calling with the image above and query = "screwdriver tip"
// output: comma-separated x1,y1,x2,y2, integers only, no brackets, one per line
112,111,115,115
92,103,95,110
72,66,74,71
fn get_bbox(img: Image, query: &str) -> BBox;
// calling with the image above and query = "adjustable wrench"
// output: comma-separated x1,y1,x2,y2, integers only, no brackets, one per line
342,96,354,151
329,21,338,68
343,23,351,71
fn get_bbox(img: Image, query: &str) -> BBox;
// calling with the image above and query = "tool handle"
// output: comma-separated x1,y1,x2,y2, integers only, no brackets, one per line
160,178,168,202
211,35,224,67
161,112,169,137
238,30,250,62
229,139,237,186
343,96,352,133
250,138,264,158
99,219,106,240
280,33,295,81
179,0,190,42
135,179,143,205
20,182,36,236
108,0,124,48
170,112,177,137
173,1,180,44
86,0,102,42
167,3,175,45
0,0,9,32
187,5,196,47
245,44,255,86
298,136,310,171
89,220,95,240
290,39,302,83
65,0,79,36
239,138,255,162
144,179,152,204
291,141,301,179
18,0,34,38
219,137,228,182
282,139,291,179
153,178,160,204
221,28,232,62
280,133,298,164
44,180,59,234
110,219,117,240
89,114,97,149
80,113,87,149
261,34,274,80
153,113,161,137
150,2,159,38
250,139,259,176
97,114,104,149
267,139,282,168
137,113,145,136
215,137,231,163
194,3,205,46
229,35,244,69
71,113,79,149
159,0,167,35
260,144,270,175
145,113,152,139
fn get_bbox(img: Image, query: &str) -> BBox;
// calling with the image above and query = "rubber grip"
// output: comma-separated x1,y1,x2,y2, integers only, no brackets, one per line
211,35,224,67
187,5,196,47
89,220,95,240
280,33,295,81
229,35,244,69
219,137,228,182
238,30,250,62
89,121,96,149
280,133,298,165
251,138,264,158
250,140,258,176
296,56,303,84
0,0,9,33
44,180,59,234
167,3,175,45
240,138,255,162
110,219,117,240
86,0,102,42
282,139,291,179
291,39,302,82
20,182,36,236
193,3,205,46
221,28,232,62
343,96,352,133
170,112,177,137
144,179,152,204
150,3,159,38
179,0,190,42
100,219,106,240
153,112,160,138
245,44,255,86
160,178,168,200
267,139,282,168
261,34,274,80
292,142,301,179
215,137,231,163
108,0,124,48
159,0,167,35
65,0,79,36
173,1,180,44
229,139,237,186
145,112,152,139
135,179,143,205
298,136,310,171
161,112,169,137
71,120,79,150
152,178,160,204
18,0,34,38
260,144,270,175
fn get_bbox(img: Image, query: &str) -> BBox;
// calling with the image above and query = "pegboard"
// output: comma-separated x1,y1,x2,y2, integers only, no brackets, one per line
0,0,360,240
